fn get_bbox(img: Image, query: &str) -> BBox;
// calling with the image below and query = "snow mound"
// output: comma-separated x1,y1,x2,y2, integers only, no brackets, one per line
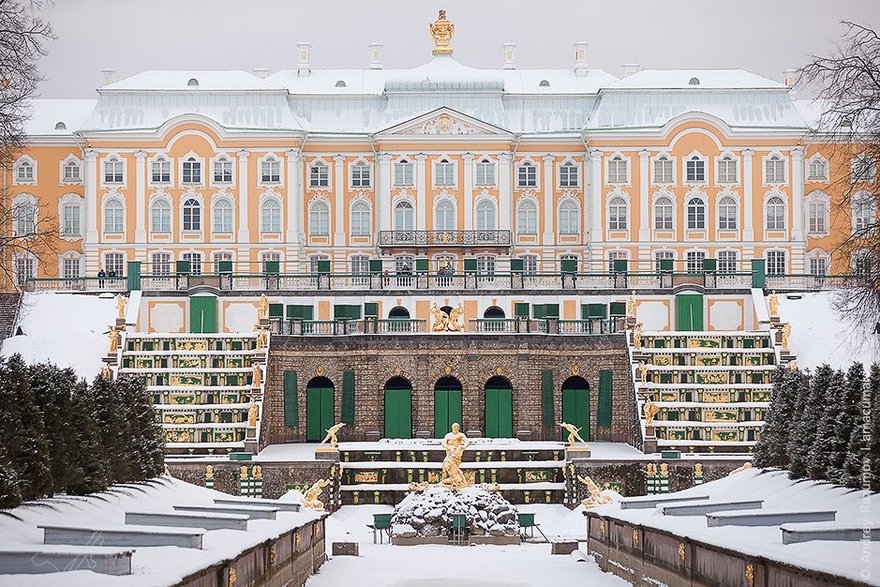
1,292,116,379
391,485,519,538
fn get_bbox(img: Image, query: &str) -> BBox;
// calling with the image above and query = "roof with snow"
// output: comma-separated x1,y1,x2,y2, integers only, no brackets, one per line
24,99,97,136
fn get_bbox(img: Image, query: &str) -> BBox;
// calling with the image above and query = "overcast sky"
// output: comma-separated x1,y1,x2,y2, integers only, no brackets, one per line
37,0,879,98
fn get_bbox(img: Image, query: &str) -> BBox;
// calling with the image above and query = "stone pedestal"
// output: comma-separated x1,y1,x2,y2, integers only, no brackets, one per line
566,445,592,460
259,317,269,330
643,428,658,453
243,439,258,454
115,317,126,327
315,446,340,461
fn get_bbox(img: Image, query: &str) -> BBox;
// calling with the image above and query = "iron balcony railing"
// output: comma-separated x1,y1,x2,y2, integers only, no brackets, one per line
378,230,512,247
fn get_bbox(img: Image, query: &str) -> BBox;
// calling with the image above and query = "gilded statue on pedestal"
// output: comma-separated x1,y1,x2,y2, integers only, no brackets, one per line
257,294,270,321
116,294,127,320
437,422,470,489
302,479,331,510
320,422,346,448
577,475,613,508
639,361,648,382
429,10,454,55
247,399,259,428
768,291,779,318
632,322,643,350
107,328,120,354
256,328,268,350
558,421,588,447
251,363,262,387
644,400,660,427
626,290,637,318
781,322,792,351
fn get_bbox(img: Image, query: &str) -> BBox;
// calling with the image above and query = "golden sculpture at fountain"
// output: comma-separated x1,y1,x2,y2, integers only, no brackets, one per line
437,423,471,489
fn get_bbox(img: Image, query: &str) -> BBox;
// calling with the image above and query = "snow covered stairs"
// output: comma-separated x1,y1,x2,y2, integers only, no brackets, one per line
631,330,777,453
117,331,269,455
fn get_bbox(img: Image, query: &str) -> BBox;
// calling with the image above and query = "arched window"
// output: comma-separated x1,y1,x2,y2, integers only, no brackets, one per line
151,156,171,184
213,156,233,183
261,198,281,233
654,196,673,230
309,201,330,236
718,155,738,184
558,199,579,234
608,156,628,183
808,158,827,182
260,156,280,183
476,199,497,231
718,197,738,230
15,160,35,182
517,161,537,187
609,197,628,230
61,196,82,237
685,155,705,183
61,252,82,279
686,197,705,230
559,161,579,188
150,198,171,232
182,157,201,184
517,199,537,235
182,198,201,231
435,200,455,231
766,196,785,230
212,199,233,233
394,200,414,231
653,156,673,184
351,161,371,188
350,201,371,236
476,159,495,186
103,198,124,233
852,194,874,232
309,161,329,188
13,197,36,236
62,160,81,182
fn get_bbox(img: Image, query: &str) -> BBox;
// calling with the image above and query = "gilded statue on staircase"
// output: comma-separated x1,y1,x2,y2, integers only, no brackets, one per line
302,479,331,510
321,422,346,449
257,294,270,321
115,294,127,320
558,421,588,447
437,423,470,489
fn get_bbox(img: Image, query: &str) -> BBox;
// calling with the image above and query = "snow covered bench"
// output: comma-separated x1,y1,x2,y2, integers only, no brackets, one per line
619,494,710,510
40,524,204,549
659,499,763,516
213,497,301,512
706,509,836,527
125,511,249,530
172,504,278,520
0,545,133,576
781,523,880,545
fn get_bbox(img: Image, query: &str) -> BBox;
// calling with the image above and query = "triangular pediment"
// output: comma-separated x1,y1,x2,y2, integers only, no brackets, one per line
378,107,510,137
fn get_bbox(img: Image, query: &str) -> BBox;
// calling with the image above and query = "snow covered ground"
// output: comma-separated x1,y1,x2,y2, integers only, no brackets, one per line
1,292,116,379
779,291,878,369
309,503,627,587
593,467,879,585
0,476,322,586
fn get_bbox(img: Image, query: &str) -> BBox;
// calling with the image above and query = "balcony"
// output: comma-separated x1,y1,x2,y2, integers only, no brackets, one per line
378,230,511,249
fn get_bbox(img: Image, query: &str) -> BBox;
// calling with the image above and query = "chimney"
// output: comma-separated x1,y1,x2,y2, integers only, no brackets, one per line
101,68,114,86
252,68,270,79
297,42,312,77
502,43,516,69
573,42,589,76
783,68,797,88
622,63,640,77
369,42,383,69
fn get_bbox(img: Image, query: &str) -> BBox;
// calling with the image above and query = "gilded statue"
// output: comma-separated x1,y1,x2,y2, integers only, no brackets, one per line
768,291,779,318
321,422,346,448
115,294,127,320
99,364,112,380
729,462,753,476
437,422,470,489
644,400,660,427
429,10,454,55
558,421,587,447
446,304,464,332
626,290,637,318
430,303,449,332
247,399,259,428
257,294,270,321
639,361,648,383
256,328,269,350
781,322,792,351
107,328,120,354
302,478,331,510
632,322,643,350
205,465,214,480
251,363,262,387
577,475,613,508
788,359,799,371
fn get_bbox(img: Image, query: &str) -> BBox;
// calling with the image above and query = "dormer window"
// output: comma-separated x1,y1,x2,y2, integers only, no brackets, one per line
261,156,281,183
538,80,550,87
309,161,329,188
394,160,413,186
335,80,347,88
685,155,705,183
54,122,67,130
559,161,579,188
689,77,700,85
476,159,495,186
351,161,371,188
104,157,124,184
213,156,233,183
182,156,201,184
434,159,455,186
151,157,171,183
517,162,537,188
187,78,199,87
63,160,81,182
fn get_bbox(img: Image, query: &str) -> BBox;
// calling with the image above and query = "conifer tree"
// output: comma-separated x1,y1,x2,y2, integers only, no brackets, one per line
829,363,865,484
868,363,880,492
754,366,795,468
808,368,846,481
117,376,164,479
88,374,134,484
788,365,831,479
0,444,21,509
66,380,109,495
27,363,77,495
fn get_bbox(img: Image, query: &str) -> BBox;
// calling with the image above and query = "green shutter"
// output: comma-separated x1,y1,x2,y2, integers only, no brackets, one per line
751,259,766,288
533,304,546,319
415,258,429,272
287,305,314,320
283,371,299,427
510,258,524,272
584,303,607,319
609,301,626,316
218,260,233,274
463,258,477,272
364,302,379,318
176,260,191,274
598,370,613,427
560,258,577,273
541,370,555,428
317,260,331,274
514,303,530,318
369,259,383,273
612,259,628,273
342,370,355,426
545,304,560,318
264,260,280,274
126,261,141,291
269,303,283,318
702,258,717,272
659,259,674,273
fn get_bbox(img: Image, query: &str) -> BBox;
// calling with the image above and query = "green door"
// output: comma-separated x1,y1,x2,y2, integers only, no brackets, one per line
675,294,704,331
306,379,335,441
383,377,412,439
190,296,217,333
561,377,591,442
434,377,463,437
484,377,513,438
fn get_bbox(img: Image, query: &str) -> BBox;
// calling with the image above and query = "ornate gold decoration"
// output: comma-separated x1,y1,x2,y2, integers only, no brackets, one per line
295,534,301,548
632,322,643,350
444,365,452,375
354,471,379,483
788,358,799,371
429,10,454,55
257,294,270,321
678,543,686,562
431,303,464,332
228,568,237,587
745,562,755,586
626,291,637,318
247,399,259,428
578,475,613,508
600,520,606,533
320,422,345,449
256,328,269,350
205,465,214,479
660,463,669,477
558,421,588,448
393,366,402,376
251,363,262,388
639,361,648,382
302,479,331,510
269,545,277,565
107,327,120,354
571,364,580,376
437,423,471,489
252,465,262,479
240,466,249,480
100,364,112,380
767,291,779,318
644,400,660,427
494,366,503,376
632,528,640,546
694,463,703,477
781,321,792,351
646,463,657,476
116,294,127,320
315,365,325,376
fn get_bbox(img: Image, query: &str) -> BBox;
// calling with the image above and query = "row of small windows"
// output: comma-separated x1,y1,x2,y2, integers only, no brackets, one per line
607,196,790,231
612,154,787,185
13,159,82,183
606,249,788,276
102,198,284,234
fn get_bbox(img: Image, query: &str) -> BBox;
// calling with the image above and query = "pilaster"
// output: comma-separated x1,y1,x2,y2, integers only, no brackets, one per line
463,153,474,231
638,149,650,241
285,149,302,264
589,149,603,243
134,150,147,250
378,153,392,232
742,149,754,242
498,152,512,232
542,154,554,245
415,154,427,231
333,154,345,248
237,150,250,244
84,149,99,275
791,147,805,242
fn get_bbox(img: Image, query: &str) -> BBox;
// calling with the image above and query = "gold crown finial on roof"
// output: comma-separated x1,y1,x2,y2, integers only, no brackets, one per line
429,9,454,56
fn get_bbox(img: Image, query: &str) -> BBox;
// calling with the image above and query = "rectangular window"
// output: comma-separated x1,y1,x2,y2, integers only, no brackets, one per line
686,158,706,183
808,159,827,181
765,157,785,183
607,251,627,272
653,158,673,183
654,250,674,272
434,160,455,186
718,157,738,183
62,256,81,279
104,252,125,276
261,158,281,183
808,202,826,233
517,164,537,188
63,162,81,182
767,251,786,275
476,160,495,186
519,254,538,274
16,162,34,182
104,159,124,183
213,158,233,183
182,252,203,275
608,158,628,183
686,251,706,273
151,252,171,275
62,203,81,237
809,256,827,276
310,164,329,187
152,159,171,183
718,250,738,273
394,161,414,186
351,163,371,188
213,251,233,272
182,159,201,184
14,256,35,286
559,163,579,188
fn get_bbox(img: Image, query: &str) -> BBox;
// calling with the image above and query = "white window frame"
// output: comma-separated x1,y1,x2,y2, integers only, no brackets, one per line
259,154,282,185
211,196,234,234
150,195,172,234
13,156,36,184
653,194,674,231
652,154,674,185
212,154,234,185
151,251,172,276
212,251,234,272
851,154,877,184
519,254,538,274
806,154,828,182
433,158,456,187
558,160,579,188
766,250,787,275
685,249,707,273
851,191,875,232
763,152,787,185
608,195,629,231
606,154,629,185
102,155,125,186
717,194,739,231
309,160,330,188
393,198,415,231
607,250,628,272
12,194,37,237
59,194,83,238
434,198,456,231
475,198,497,231
260,196,282,234
765,195,786,231
516,198,538,235
807,249,830,276
805,190,830,236
150,155,172,185
13,252,37,288
60,252,83,279
60,155,82,184
558,198,579,235
654,250,675,272
394,159,414,186
683,152,707,184
309,199,330,236
182,251,203,275
476,158,496,187
686,196,706,230
102,196,125,234
716,153,739,185
181,195,203,232
718,250,739,273
180,154,204,186
516,160,537,188
350,199,372,236
350,160,371,189
103,252,125,277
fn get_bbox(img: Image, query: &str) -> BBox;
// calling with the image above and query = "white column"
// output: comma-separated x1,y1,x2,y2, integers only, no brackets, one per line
589,149,603,241
542,154,554,245
134,150,146,249
84,149,99,274
378,153,392,232
237,150,250,244
791,147,805,241
463,153,474,231
742,149,754,242
498,153,512,232
285,148,302,263
415,154,427,231
581,154,589,245
333,155,345,247
638,149,650,241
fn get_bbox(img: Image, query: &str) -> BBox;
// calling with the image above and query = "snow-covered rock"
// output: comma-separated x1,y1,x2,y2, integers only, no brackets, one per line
390,485,519,537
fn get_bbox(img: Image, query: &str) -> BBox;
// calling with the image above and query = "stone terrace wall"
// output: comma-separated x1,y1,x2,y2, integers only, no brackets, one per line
262,333,635,445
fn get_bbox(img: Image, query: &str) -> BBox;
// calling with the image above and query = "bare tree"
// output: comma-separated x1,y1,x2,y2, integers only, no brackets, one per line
0,1,56,289
801,22,880,334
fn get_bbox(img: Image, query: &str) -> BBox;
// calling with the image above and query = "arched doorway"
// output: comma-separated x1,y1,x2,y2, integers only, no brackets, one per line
434,376,463,437
483,306,505,332
561,376,590,442
484,375,513,438
388,306,410,332
306,376,335,442
384,376,412,439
